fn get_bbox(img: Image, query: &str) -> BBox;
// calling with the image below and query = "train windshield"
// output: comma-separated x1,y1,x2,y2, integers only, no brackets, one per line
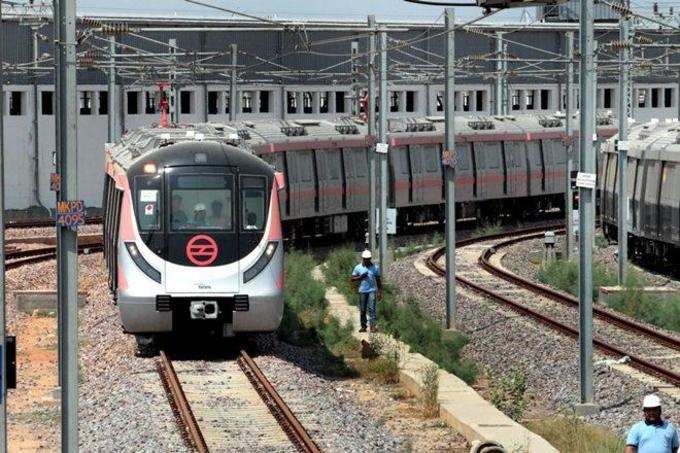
241,176,267,231
170,174,234,231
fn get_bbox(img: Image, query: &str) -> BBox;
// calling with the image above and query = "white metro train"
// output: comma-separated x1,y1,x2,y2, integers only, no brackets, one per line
103,126,284,352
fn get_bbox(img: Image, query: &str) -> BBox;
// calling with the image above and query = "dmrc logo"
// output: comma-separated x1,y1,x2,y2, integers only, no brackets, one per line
186,235,219,266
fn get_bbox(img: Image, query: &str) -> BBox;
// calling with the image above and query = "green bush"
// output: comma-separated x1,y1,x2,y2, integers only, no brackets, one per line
325,246,476,384
606,281,680,334
537,259,617,301
488,368,528,421
526,416,624,453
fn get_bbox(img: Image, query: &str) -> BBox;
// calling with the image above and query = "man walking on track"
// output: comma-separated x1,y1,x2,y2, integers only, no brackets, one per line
625,394,678,453
350,249,382,333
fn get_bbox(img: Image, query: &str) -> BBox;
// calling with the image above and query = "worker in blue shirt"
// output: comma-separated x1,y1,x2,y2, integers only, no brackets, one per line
625,394,679,453
350,249,382,333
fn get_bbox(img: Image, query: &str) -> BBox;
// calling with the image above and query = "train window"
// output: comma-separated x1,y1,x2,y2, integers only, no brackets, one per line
476,91,484,112
320,92,329,113
241,176,267,231
335,92,346,113
9,92,23,116
603,89,612,109
170,174,233,231
406,91,415,112
260,91,270,113
180,91,193,114
665,88,673,108
540,90,550,110
41,91,54,115
456,145,470,171
98,91,108,115
127,92,139,114
135,175,162,231
208,91,219,115
422,146,439,172
486,145,501,169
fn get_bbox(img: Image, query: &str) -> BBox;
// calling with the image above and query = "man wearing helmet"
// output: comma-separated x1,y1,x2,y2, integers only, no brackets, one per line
625,394,678,453
350,249,382,333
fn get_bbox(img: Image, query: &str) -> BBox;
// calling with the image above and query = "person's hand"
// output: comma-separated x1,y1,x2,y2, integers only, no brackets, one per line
362,272,369,279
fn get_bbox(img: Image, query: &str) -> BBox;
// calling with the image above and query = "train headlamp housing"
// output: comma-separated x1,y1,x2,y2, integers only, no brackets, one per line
243,241,278,284
125,242,161,283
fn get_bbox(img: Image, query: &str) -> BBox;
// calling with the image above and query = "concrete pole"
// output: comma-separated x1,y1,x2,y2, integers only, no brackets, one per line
565,32,574,261
169,38,179,124
495,32,503,116
351,40,360,116
444,8,457,330
229,44,238,122
367,15,377,254
55,0,80,447
108,36,116,142
378,30,388,273
32,28,41,207
577,0,598,413
617,11,631,285
0,3,7,450
502,42,508,115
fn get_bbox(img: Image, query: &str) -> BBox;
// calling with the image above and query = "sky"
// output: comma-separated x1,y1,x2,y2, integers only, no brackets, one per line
75,0,531,23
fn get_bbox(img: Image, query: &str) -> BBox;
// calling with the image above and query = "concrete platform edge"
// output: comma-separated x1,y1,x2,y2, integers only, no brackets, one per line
314,265,558,453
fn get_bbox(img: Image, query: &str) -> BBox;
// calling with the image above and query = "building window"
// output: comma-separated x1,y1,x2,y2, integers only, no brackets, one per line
303,92,312,114
665,88,673,108
242,91,253,113
320,92,329,113
540,90,550,110
127,92,139,114
9,91,23,116
476,91,484,112
390,92,399,112
99,91,108,115
335,91,345,113
526,91,535,110
603,88,612,109
224,94,231,114
180,91,192,114
651,88,659,108
406,91,415,112
144,92,156,114
287,92,297,114
638,89,646,108
436,91,443,112
208,91,219,115
463,92,470,112
512,90,520,111
259,91,270,113
41,91,53,115
79,91,92,115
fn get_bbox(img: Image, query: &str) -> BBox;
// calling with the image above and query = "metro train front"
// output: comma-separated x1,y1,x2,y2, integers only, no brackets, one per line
103,135,284,349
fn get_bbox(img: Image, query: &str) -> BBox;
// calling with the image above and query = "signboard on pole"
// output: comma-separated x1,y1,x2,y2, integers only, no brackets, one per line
375,142,388,154
56,200,86,230
576,172,596,189
375,208,397,235
442,149,457,168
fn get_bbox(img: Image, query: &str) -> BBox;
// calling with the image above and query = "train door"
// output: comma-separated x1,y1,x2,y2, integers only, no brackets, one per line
420,145,443,205
453,143,474,202
642,160,661,238
164,166,239,294
409,145,424,204
390,146,410,207
316,148,343,215
526,141,544,197
504,141,528,198
343,147,369,212
659,162,679,243
476,142,503,200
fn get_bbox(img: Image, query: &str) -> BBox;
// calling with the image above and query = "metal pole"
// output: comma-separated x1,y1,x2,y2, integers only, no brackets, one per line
495,32,503,116
577,0,597,413
444,8,457,330
502,42,508,115
55,0,80,447
617,10,631,284
169,38,179,124
367,15,377,254
229,44,237,122
107,36,116,143
32,27,41,208
351,40,360,116
565,32,574,261
0,2,7,450
378,30,388,273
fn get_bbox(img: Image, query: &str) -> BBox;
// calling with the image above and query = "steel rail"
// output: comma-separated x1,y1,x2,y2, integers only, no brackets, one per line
426,230,680,388
6,242,104,269
157,351,209,453
237,350,321,453
5,216,103,229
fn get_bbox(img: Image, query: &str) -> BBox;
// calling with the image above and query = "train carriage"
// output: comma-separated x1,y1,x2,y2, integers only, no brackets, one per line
103,127,284,351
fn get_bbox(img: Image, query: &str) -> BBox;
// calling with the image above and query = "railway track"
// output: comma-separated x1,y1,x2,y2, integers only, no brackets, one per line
6,234,103,269
157,350,320,453
5,216,102,229
426,229,680,389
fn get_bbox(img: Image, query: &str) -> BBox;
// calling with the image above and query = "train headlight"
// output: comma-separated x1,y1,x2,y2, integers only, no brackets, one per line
125,242,161,283
243,241,278,284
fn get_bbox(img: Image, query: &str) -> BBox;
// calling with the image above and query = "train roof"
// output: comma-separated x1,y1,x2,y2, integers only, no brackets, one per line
107,112,617,170
603,119,680,163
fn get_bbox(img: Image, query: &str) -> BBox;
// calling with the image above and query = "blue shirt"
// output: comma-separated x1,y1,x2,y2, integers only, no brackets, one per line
626,420,679,453
352,263,381,294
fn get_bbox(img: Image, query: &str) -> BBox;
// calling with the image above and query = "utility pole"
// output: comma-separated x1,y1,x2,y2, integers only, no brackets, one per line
444,8,457,329
577,0,598,415
32,26,41,208
502,42,508,115
0,2,7,450
55,0,80,447
565,31,574,261
367,15,377,253
617,7,631,284
495,32,503,116
169,38,179,124
351,41,360,117
229,43,237,122
378,29,388,273
108,36,117,143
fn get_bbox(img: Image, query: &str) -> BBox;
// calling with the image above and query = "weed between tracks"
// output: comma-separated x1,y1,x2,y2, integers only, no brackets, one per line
526,415,624,453
324,247,477,384
537,259,680,333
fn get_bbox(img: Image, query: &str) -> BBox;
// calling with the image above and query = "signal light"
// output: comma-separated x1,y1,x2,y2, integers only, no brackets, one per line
143,163,157,174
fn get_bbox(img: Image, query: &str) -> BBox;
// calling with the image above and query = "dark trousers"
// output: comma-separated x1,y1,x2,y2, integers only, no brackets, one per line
358,291,376,329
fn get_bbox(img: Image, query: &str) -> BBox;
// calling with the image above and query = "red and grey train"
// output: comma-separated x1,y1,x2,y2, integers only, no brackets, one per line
103,128,284,350
601,120,680,263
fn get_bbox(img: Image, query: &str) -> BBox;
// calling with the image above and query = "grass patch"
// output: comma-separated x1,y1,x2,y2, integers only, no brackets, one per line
537,259,617,301
420,362,440,418
325,246,477,384
526,416,624,453
474,220,502,238
488,368,528,421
